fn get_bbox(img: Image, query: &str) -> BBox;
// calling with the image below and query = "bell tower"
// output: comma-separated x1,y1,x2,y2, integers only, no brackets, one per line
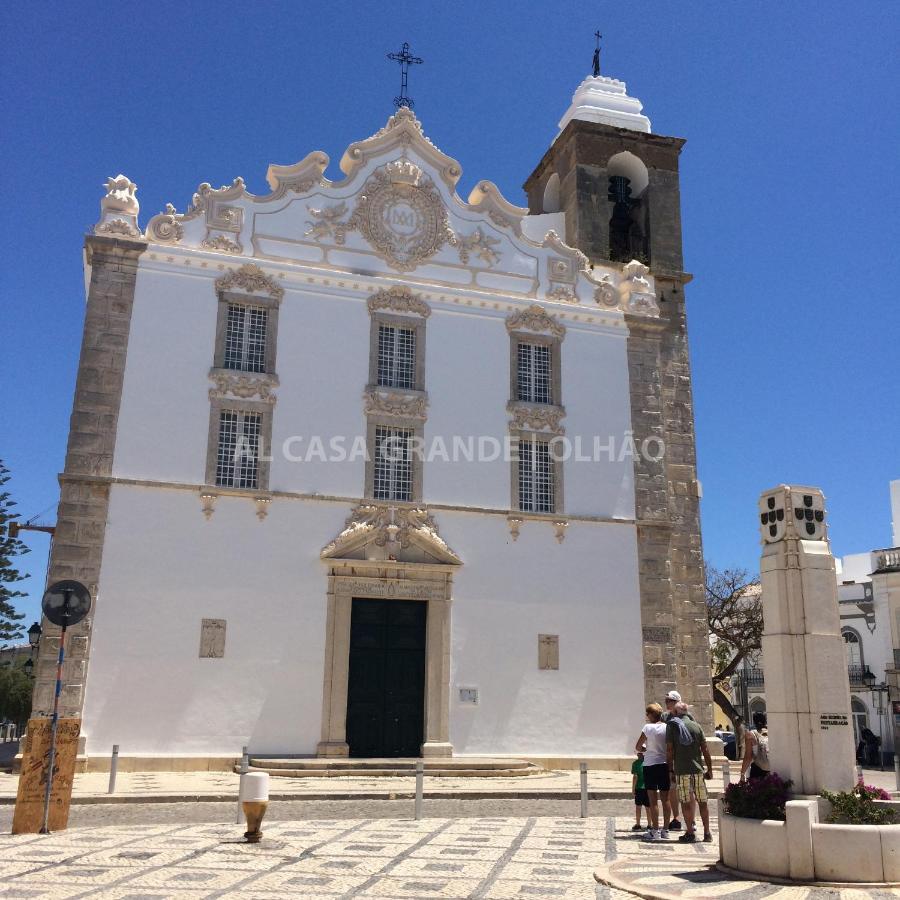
525,68,712,730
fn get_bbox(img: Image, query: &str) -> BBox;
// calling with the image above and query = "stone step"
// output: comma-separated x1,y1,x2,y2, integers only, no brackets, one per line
240,757,544,778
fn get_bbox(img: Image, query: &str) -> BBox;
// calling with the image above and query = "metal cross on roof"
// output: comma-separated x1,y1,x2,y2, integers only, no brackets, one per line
387,42,423,110
593,30,602,77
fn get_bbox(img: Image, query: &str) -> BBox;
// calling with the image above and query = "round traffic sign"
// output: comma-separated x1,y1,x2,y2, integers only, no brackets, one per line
41,580,92,627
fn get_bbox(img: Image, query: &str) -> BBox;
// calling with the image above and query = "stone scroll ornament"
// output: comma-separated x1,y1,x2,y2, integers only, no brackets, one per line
306,159,455,272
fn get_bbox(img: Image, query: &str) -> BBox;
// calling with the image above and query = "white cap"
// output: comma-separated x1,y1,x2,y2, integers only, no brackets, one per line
557,75,651,138
239,771,269,802
665,690,682,702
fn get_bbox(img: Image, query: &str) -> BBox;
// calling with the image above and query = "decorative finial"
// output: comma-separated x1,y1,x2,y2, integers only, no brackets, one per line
387,41,424,110
592,30,602,77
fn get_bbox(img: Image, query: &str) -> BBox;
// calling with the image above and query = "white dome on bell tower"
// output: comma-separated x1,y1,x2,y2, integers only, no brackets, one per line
556,74,652,137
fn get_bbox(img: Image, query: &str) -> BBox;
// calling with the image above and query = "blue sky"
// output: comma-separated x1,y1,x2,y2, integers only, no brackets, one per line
1,1,898,630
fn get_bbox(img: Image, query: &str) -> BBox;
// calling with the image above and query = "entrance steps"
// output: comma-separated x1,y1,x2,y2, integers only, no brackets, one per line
242,757,544,778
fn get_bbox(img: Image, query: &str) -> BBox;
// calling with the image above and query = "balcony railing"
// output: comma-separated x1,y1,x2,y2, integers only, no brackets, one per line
743,668,765,690
848,664,874,687
875,547,900,573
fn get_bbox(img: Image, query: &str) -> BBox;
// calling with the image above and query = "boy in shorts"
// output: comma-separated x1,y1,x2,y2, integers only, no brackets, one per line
631,752,650,831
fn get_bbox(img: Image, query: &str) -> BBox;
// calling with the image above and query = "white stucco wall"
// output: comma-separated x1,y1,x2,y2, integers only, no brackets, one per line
82,485,644,757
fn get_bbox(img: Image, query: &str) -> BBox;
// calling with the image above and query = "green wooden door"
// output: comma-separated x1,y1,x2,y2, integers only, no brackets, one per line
346,598,426,758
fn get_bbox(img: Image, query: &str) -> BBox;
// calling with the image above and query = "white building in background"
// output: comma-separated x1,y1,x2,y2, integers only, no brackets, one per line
34,67,714,768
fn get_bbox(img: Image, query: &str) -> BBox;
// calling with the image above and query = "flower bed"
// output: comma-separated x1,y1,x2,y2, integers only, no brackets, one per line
719,796,900,883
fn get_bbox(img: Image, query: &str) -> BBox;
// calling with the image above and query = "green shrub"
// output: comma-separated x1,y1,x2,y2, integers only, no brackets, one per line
821,785,896,825
723,773,793,821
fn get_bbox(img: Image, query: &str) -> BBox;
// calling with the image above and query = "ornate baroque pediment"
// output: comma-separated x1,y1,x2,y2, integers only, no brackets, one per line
321,503,461,566
215,264,283,302
366,285,431,318
506,305,566,339
111,107,661,318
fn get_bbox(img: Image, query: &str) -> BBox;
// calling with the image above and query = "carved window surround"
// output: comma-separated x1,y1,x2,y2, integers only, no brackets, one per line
508,429,565,519
213,289,281,375
204,396,274,499
363,287,430,503
364,416,425,503
204,264,282,518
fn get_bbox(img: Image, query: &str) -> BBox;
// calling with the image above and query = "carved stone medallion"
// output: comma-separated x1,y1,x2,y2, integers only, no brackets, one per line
351,162,452,271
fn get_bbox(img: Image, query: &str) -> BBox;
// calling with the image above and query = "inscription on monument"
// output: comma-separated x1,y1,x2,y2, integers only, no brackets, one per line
819,713,849,731
199,618,226,658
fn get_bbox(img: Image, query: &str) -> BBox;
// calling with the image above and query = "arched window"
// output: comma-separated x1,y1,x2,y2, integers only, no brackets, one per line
606,151,649,264
842,628,863,670
749,698,767,717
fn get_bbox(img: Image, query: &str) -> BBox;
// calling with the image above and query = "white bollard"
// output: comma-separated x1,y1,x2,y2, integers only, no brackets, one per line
894,755,900,792
579,762,588,818
108,745,119,794
722,761,731,791
414,760,424,820
236,745,250,824
856,765,864,784
240,771,270,843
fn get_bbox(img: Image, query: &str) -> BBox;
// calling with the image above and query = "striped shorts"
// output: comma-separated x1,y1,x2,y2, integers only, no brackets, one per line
676,773,708,804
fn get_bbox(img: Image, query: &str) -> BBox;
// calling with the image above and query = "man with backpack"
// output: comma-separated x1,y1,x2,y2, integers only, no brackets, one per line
740,712,771,781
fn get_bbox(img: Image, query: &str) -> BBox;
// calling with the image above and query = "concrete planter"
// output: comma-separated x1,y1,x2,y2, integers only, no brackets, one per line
719,798,900,884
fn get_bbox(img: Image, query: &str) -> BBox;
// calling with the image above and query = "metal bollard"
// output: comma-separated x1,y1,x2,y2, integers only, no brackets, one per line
414,760,424,820
721,761,731,791
108,745,119,794
856,765,864,784
236,745,249,825
894,755,900,792
579,762,588,818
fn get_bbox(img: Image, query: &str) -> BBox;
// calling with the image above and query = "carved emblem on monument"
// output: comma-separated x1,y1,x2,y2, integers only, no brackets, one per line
759,485,826,543
353,160,452,271
305,159,453,272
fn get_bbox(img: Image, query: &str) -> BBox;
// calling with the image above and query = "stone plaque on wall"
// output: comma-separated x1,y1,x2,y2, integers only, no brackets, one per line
538,634,559,670
642,626,673,644
199,619,226,658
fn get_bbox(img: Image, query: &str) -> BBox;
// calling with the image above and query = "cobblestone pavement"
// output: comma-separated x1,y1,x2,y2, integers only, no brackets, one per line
2,811,897,899
0,799,637,831
0,769,644,803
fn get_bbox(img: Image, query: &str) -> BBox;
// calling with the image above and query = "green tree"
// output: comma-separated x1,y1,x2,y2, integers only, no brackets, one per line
706,562,763,731
0,460,29,648
0,661,32,725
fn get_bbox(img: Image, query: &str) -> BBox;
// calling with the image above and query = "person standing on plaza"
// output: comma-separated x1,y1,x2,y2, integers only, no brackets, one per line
740,712,771,781
631,751,650,831
666,701,713,843
660,690,691,830
635,703,671,841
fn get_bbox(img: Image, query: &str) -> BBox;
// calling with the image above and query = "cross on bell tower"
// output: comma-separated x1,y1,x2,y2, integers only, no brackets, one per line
387,42,423,110
592,30,602,77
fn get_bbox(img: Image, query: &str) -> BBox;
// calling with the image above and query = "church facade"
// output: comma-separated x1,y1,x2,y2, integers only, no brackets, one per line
34,71,712,766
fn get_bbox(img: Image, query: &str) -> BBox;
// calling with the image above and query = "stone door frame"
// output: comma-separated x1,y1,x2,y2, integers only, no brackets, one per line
317,560,454,758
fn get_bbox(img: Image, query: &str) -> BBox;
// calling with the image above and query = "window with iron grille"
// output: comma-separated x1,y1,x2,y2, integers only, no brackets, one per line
373,425,413,501
224,304,268,373
517,342,552,404
377,324,416,389
215,410,261,489
518,437,555,513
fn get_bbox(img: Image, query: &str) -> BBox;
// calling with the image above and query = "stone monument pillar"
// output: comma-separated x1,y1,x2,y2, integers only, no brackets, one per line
759,485,855,794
